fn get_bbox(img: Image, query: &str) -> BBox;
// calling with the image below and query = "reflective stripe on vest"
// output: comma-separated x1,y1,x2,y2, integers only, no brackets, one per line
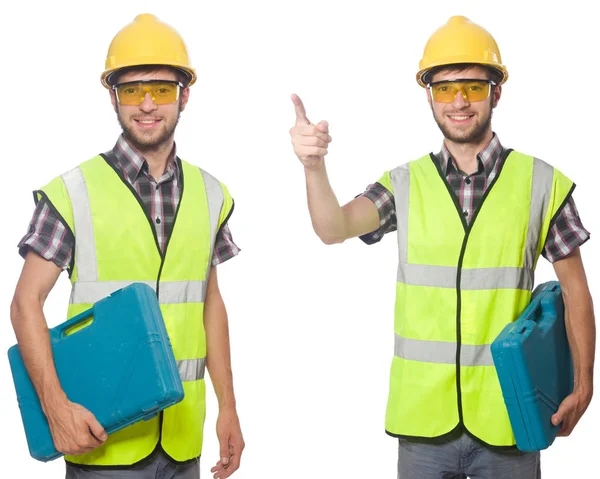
391,156,554,364
177,358,206,381
394,334,494,366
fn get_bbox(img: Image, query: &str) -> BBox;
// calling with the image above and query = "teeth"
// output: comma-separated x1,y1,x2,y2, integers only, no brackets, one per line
450,116,470,120
138,120,157,124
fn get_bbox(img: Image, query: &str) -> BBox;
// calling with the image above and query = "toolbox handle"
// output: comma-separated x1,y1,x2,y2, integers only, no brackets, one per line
523,282,562,337
53,307,95,342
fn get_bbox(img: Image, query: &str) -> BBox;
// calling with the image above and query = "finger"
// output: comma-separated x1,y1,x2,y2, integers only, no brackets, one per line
213,463,229,479
294,126,331,143
85,413,108,442
227,445,242,474
316,120,329,133
299,137,329,149
291,93,310,126
222,437,244,475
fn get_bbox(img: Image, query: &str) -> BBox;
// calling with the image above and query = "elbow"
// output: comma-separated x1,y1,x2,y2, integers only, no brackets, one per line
10,291,41,330
10,294,24,330
318,233,345,245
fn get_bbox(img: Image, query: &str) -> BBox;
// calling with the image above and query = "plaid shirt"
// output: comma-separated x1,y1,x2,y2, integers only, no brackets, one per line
18,135,239,270
360,134,590,263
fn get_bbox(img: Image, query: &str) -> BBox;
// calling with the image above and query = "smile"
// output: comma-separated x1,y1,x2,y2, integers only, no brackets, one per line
134,119,161,128
447,114,474,123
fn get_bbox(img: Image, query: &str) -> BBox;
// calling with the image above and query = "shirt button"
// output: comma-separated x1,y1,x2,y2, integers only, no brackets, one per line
463,211,469,217
156,217,161,224
465,178,471,185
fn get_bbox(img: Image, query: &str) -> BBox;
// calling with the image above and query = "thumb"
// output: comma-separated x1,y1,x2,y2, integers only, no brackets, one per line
86,414,107,442
551,413,562,426
316,120,329,133
552,409,564,426
219,434,230,465
552,400,570,426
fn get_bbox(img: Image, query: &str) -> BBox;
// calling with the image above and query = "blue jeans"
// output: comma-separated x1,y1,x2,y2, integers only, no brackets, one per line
397,432,541,479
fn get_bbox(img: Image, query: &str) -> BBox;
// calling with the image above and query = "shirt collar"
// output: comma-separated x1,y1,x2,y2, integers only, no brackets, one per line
437,133,504,177
112,134,178,184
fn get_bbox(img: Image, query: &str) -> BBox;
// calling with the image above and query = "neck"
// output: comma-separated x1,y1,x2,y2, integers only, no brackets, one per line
133,137,175,180
444,129,493,175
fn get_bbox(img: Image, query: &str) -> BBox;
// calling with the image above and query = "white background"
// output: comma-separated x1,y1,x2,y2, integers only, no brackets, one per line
1,1,598,478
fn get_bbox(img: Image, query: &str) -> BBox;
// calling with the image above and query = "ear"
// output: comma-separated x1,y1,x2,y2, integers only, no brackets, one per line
179,87,191,112
492,85,502,108
109,90,118,113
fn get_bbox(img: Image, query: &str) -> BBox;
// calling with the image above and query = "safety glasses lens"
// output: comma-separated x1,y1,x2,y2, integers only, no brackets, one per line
430,81,491,103
115,81,180,106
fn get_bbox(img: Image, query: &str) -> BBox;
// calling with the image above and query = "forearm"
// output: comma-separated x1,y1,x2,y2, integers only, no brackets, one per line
304,164,348,244
10,295,67,413
563,285,595,396
204,279,236,410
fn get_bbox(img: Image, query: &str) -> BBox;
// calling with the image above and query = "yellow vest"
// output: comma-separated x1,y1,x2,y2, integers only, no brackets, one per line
377,150,574,446
37,153,234,465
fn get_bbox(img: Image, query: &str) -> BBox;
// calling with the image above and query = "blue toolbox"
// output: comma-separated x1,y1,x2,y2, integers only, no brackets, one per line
8,282,184,462
491,281,573,452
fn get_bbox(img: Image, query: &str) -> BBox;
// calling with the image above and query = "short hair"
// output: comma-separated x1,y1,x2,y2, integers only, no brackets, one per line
423,63,502,85
108,64,191,87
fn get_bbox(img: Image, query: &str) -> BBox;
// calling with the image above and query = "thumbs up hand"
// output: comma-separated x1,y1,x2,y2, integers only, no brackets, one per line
289,94,332,170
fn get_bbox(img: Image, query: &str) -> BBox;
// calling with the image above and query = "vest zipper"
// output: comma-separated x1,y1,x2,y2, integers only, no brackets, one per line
101,153,186,452
429,149,512,430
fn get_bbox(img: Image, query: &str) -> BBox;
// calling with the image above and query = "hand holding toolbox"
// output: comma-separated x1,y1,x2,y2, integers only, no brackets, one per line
491,281,574,452
7,283,184,462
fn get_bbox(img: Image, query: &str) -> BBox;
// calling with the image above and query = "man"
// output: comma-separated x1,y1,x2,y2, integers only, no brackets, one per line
289,15,594,478
10,13,244,479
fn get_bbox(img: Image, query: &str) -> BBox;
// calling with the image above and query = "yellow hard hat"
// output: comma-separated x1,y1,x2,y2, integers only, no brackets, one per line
101,13,197,89
416,16,508,88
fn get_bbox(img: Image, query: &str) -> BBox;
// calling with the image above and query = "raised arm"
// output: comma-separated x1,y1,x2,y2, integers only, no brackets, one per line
290,94,380,244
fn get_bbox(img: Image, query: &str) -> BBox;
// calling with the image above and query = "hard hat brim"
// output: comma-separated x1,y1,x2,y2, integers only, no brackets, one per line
416,61,508,88
101,63,197,89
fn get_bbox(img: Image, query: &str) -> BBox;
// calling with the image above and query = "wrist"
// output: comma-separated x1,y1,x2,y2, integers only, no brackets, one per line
218,400,237,413
40,385,68,416
573,382,593,400
304,162,326,175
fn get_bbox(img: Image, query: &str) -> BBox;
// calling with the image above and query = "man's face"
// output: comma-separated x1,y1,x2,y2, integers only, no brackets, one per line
427,65,501,145
110,67,190,151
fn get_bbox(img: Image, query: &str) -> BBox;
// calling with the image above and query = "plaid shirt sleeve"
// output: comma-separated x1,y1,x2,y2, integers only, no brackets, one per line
18,198,74,270
542,195,590,263
211,222,240,266
358,182,397,245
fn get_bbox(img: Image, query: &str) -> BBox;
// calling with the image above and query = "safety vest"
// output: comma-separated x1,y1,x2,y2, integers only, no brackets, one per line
36,153,234,465
378,150,574,446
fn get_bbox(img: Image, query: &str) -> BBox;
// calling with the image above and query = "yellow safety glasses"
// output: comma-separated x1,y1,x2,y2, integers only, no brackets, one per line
114,80,183,106
428,79,496,103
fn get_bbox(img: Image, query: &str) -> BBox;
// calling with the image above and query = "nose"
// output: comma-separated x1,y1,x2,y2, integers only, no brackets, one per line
451,88,470,108
139,92,158,112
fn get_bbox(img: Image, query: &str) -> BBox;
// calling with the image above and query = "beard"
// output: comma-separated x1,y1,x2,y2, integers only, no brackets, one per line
117,104,181,151
433,98,493,145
